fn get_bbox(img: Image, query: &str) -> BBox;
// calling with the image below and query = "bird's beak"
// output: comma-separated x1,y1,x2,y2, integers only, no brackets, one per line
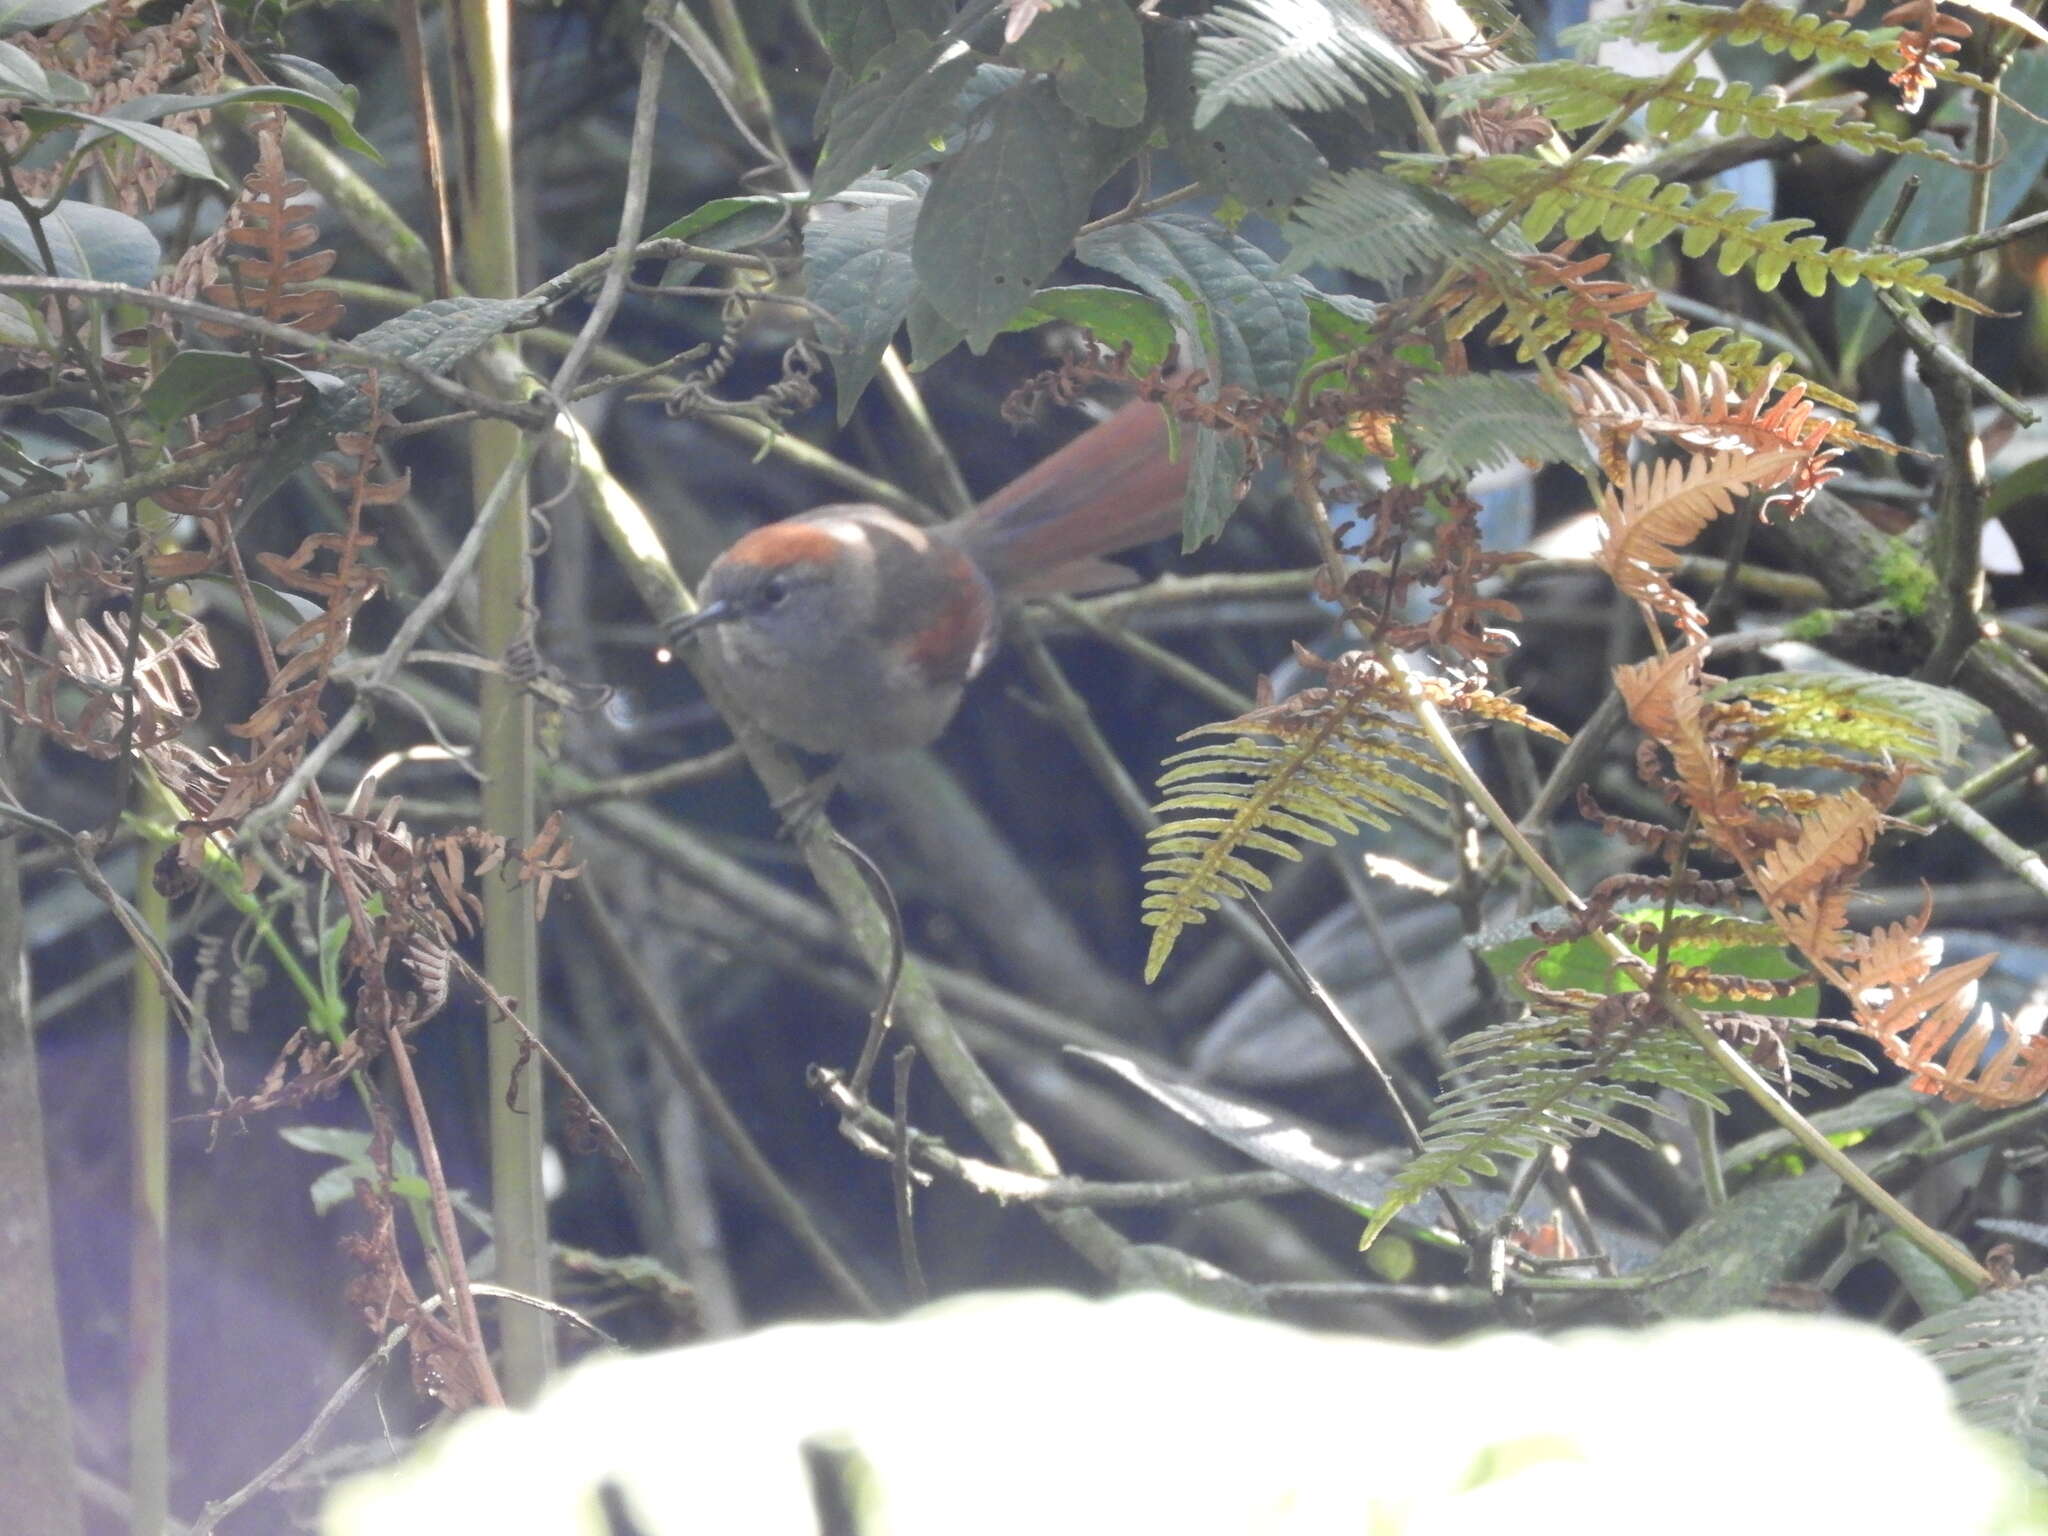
666,598,737,645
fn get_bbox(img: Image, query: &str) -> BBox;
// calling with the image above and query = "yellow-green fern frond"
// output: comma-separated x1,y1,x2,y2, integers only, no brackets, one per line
1418,154,1991,310
1140,678,1450,982
1709,671,1990,770
1443,60,1970,166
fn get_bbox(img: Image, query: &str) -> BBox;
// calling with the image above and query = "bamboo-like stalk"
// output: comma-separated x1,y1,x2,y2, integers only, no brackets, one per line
454,0,553,1398
128,840,170,1536
0,831,85,1536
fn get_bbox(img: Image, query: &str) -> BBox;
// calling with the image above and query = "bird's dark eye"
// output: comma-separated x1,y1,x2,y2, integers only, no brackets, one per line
760,575,789,608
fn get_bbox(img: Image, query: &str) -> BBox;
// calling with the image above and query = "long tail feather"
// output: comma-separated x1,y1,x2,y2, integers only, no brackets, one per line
951,401,1189,597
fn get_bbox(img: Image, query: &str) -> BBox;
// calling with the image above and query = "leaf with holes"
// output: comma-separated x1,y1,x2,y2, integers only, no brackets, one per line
1009,0,1146,126
913,77,1101,349
813,30,980,201
1152,21,1326,219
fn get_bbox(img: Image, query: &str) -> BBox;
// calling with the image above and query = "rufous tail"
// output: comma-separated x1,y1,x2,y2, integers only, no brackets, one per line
950,400,1189,598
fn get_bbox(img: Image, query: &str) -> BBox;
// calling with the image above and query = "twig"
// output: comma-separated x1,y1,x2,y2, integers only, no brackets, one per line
0,276,552,427
1917,771,2048,898
237,433,542,846
188,1318,414,1534
891,1047,930,1303
835,830,906,1103
577,876,883,1316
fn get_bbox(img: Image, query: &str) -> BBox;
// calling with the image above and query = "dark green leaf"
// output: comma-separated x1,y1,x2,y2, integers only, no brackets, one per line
806,173,925,419
111,87,381,163
139,351,315,427
22,106,225,188
0,431,64,492
1646,1170,1837,1318
1078,212,1309,397
905,293,966,368
0,199,158,285
1184,422,1247,550
1010,0,1146,127
813,30,980,201
262,54,360,117
0,0,104,32
913,78,1100,349
649,194,790,250
1151,22,1326,217
811,0,950,73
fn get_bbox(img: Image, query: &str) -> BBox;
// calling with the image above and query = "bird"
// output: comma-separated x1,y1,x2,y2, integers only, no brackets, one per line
669,400,1194,757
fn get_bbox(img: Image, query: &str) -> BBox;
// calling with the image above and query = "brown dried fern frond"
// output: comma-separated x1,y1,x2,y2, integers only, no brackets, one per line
0,588,216,757
1596,449,1805,642
1838,912,2048,1108
1563,363,1845,511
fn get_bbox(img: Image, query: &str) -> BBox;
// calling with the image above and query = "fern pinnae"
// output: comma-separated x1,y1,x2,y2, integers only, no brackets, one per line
1141,686,1452,981
1427,154,1992,310
1906,1279,2048,1472
1193,0,1424,125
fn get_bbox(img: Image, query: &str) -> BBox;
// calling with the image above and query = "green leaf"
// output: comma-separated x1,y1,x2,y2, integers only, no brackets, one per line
1005,284,1176,373
110,86,381,163
1877,1229,1976,1318
22,105,226,188
1010,0,1146,127
1402,372,1592,482
0,293,39,347
811,0,950,73
649,194,790,250
261,53,360,118
139,351,319,427
1645,1170,1837,1318
813,30,980,201
1184,422,1247,551
1152,21,1327,218
0,38,50,98
0,198,158,285
913,77,1100,349
1078,212,1309,398
0,0,104,32
806,173,925,419
1079,213,1308,548
0,430,65,491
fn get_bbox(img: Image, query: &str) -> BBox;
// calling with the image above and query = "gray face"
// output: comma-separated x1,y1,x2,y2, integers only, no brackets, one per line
700,558,850,669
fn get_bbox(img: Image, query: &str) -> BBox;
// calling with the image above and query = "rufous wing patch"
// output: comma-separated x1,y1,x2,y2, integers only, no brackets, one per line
902,546,995,685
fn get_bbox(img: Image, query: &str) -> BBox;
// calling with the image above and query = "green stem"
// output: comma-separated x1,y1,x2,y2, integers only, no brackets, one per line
457,0,554,1398
128,863,169,1536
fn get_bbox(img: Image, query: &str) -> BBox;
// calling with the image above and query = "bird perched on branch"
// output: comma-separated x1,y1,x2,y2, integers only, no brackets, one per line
669,400,1194,756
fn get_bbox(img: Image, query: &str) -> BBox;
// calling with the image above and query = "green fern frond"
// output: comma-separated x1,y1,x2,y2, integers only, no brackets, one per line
1403,373,1592,481
1445,59,1969,166
1193,0,1424,127
1359,1017,1690,1251
1906,1280,2048,1474
1141,689,1450,981
1425,154,1990,309
1711,672,1990,768
1281,168,1497,286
